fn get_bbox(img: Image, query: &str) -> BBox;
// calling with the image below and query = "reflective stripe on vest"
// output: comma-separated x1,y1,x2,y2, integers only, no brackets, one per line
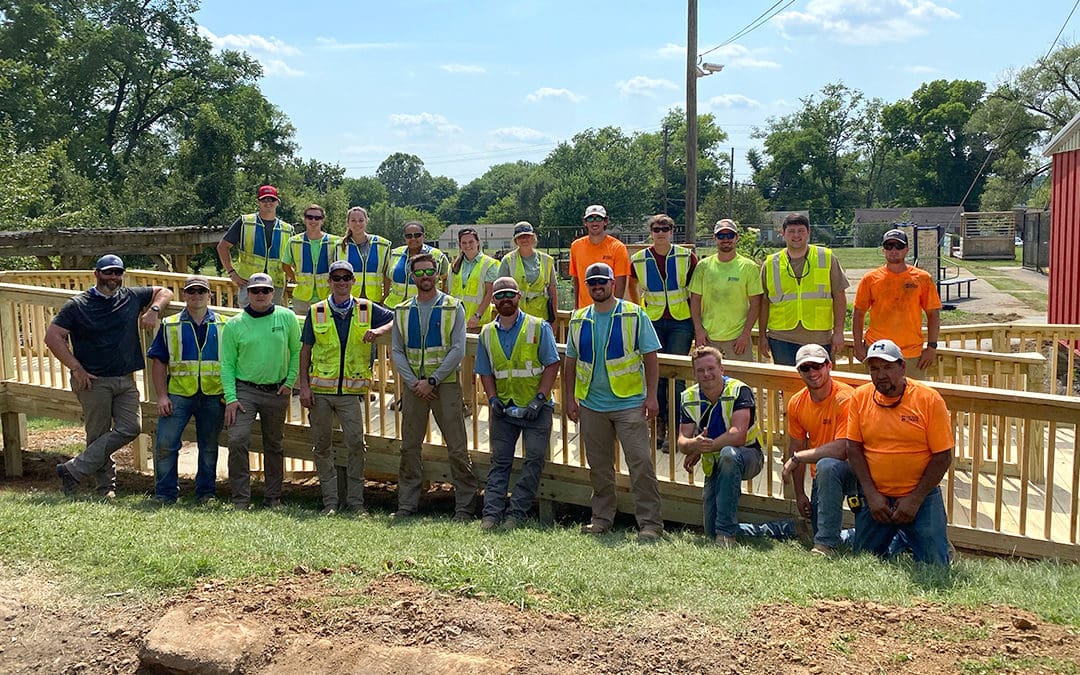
480,313,545,405
337,235,391,302
394,294,461,383
505,249,554,320
450,253,498,323
385,244,445,308
679,378,759,475
236,214,290,286
163,313,223,397
307,299,373,394
630,246,692,320
764,245,833,331
288,233,337,302
568,299,645,400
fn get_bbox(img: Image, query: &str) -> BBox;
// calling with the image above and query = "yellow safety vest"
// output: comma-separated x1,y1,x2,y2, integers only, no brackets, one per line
307,299,374,394
286,232,339,303
568,299,646,401
764,245,834,331
450,253,499,324
334,234,391,302
384,244,446,308
503,249,555,320
162,312,223,397
680,378,759,476
236,214,291,286
394,293,461,383
630,245,692,320
480,312,545,405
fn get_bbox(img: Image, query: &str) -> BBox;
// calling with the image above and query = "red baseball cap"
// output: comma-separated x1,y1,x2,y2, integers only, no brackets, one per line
257,185,279,200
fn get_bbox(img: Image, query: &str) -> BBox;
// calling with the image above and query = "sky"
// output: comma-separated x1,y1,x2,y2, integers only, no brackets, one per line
193,0,1079,186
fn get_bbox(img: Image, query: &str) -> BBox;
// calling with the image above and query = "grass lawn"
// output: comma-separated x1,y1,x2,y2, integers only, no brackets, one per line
1,492,1078,628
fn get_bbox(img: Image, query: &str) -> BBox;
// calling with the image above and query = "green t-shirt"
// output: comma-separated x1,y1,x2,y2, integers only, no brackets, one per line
688,253,763,341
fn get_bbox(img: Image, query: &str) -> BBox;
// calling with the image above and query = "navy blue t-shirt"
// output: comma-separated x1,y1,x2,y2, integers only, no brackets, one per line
52,286,154,377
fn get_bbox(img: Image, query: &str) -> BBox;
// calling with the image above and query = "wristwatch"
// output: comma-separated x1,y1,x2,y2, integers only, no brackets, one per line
926,341,938,349
427,376,438,387
789,453,800,465
535,393,546,402
150,305,161,312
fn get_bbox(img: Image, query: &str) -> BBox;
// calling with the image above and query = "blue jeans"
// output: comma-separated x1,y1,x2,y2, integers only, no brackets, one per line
154,392,224,502
767,338,832,367
811,458,860,548
483,405,553,521
652,318,693,423
854,486,950,565
703,445,763,537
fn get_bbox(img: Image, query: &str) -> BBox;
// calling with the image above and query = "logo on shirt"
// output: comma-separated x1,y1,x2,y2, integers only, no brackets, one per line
904,282,918,289
901,414,919,424
727,276,739,282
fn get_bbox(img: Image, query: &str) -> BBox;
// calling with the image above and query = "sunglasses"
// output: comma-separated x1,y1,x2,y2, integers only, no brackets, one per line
715,231,737,240
404,232,424,239
412,268,437,277
493,290,519,300
586,278,611,287
304,213,324,220
258,197,278,203
248,287,273,295
798,362,827,373
883,242,907,250
99,268,124,277
185,287,209,295
652,226,672,233
329,274,353,282
584,216,606,223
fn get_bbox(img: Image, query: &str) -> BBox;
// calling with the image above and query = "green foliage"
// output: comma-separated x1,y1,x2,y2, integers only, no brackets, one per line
342,176,389,209
365,201,443,242
376,152,433,208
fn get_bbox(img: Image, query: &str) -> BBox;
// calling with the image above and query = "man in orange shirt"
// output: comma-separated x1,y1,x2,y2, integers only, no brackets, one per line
852,229,941,379
845,339,953,565
568,205,630,308
781,344,855,556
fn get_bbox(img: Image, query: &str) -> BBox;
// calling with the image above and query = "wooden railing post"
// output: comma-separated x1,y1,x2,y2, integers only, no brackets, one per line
1026,356,1047,483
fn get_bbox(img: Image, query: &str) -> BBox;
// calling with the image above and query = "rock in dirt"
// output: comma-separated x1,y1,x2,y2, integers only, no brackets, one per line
1012,617,1037,630
265,639,512,675
140,607,268,674
0,597,22,621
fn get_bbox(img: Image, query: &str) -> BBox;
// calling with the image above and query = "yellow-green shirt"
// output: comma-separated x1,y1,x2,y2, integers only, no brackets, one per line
689,253,763,341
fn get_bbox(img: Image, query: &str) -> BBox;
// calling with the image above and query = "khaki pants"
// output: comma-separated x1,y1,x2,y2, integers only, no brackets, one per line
65,374,142,494
398,381,478,515
310,393,366,510
579,405,663,531
227,382,290,506
708,339,755,362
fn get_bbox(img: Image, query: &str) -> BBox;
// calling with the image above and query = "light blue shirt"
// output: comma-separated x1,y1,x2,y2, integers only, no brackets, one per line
566,302,660,412
475,310,559,377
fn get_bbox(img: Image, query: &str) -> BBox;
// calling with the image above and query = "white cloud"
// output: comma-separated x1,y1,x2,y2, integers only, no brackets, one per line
703,94,762,110
490,126,552,142
261,60,305,78
198,27,301,56
655,43,686,59
773,0,960,46
440,63,486,74
314,37,403,51
388,112,463,134
617,76,678,98
525,87,584,103
707,44,780,69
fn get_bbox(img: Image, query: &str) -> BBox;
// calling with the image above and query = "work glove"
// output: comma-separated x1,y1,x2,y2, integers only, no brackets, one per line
524,395,545,421
489,397,506,418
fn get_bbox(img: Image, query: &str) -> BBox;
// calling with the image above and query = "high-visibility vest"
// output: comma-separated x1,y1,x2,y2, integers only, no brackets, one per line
503,249,555,320
335,234,391,302
394,293,461,383
236,214,291,286
568,299,646,401
763,245,834,331
162,312,223,397
450,253,499,324
307,299,373,394
286,232,339,303
384,244,446,308
680,378,759,476
480,312,545,405
630,245,692,320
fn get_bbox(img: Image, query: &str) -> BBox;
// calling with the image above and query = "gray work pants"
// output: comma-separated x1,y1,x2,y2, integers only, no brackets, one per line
64,374,142,494
309,393,366,510
227,381,290,505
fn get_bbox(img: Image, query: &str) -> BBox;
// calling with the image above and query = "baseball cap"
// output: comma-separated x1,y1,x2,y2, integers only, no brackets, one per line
246,272,275,290
882,229,908,246
714,220,738,234
257,185,279,200
95,254,125,271
183,275,210,291
795,344,830,368
329,260,354,274
513,221,536,239
583,205,607,219
584,262,614,281
865,339,904,363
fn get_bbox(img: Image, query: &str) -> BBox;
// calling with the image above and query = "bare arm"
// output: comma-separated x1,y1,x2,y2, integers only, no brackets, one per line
614,275,627,299
538,361,559,398
918,308,941,370
217,239,236,276
642,350,659,419
562,356,580,422
852,307,867,361
690,292,706,346
758,296,771,358
830,287,847,354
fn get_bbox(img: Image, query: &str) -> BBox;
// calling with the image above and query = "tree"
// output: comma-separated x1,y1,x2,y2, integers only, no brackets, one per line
376,153,432,208
342,176,389,208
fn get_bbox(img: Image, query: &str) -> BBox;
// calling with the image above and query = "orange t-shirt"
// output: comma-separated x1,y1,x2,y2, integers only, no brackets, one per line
568,235,630,308
786,380,854,477
854,265,942,357
846,379,953,497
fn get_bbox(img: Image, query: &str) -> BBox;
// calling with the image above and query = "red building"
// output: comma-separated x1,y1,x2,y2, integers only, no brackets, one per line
1043,114,1080,324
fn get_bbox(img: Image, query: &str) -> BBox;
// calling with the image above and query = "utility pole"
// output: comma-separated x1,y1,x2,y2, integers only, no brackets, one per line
686,0,698,235
660,123,670,214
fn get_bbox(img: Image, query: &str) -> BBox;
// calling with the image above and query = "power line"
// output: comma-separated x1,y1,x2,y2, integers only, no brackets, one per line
699,0,797,58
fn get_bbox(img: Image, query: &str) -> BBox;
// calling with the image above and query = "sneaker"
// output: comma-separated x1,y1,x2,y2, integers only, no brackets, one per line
637,527,664,543
580,523,610,535
714,534,737,549
390,509,415,520
349,506,369,518
501,516,521,531
56,464,79,497
480,516,499,531
320,506,338,517
98,490,116,501
811,543,835,557
451,510,474,523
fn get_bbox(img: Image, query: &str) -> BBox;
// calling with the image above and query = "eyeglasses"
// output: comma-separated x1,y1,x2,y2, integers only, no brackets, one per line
412,268,437,277
248,287,273,295
258,197,278,203
329,274,353,282
798,362,827,373
404,232,423,239
715,231,737,240
584,216,605,223
99,268,124,277
304,213,324,221
493,290,519,300
586,278,611,287
882,242,906,250
651,226,672,233
185,287,209,295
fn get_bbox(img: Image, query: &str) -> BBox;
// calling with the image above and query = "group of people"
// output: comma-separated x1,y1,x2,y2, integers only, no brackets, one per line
46,185,953,564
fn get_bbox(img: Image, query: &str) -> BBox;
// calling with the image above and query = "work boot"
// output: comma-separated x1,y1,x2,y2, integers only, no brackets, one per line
714,534,737,549
480,516,499,531
55,464,79,497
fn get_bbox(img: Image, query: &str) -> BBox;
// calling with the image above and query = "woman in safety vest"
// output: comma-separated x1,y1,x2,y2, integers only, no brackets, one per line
383,221,448,308
498,221,557,325
336,206,392,304
449,227,499,416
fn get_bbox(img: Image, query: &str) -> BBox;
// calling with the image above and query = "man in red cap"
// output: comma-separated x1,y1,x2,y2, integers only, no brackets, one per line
217,185,294,307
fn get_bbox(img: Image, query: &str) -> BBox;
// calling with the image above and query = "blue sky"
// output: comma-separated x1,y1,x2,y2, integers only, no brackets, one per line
194,0,1076,185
